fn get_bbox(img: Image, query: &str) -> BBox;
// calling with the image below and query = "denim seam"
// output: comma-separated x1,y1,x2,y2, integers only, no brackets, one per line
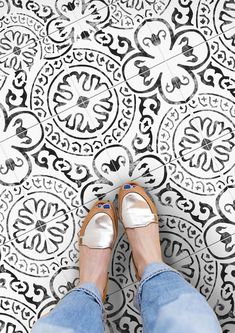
137,268,182,312
73,287,103,309
66,288,106,325
73,287,106,329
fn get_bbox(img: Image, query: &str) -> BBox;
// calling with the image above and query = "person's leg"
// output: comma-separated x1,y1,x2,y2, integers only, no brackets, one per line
32,221,112,333
32,282,105,333
133,262,222,333
120,183,221,333
32,200,117,333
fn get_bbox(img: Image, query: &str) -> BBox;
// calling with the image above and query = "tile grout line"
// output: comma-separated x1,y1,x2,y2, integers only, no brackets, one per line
198,136,235,225
143,17,205,136
1,0,234,62
1,22,235,148
0,0,119,62
53,44,128,189
1,126,235,247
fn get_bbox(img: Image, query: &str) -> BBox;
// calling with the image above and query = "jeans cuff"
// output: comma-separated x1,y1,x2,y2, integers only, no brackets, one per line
133,262,182,312
67,282,107,327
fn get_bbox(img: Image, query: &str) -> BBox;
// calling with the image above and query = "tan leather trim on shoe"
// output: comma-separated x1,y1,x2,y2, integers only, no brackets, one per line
131,252,141,281
102,276,108,303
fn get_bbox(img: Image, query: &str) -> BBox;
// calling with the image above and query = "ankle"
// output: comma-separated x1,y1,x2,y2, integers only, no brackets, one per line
79,274,106,297
132,250,162,278
137,258,162,277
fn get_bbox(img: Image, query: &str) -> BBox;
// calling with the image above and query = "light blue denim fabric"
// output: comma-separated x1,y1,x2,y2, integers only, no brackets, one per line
133,262,222,333
31,282,106,333
31,262,222,333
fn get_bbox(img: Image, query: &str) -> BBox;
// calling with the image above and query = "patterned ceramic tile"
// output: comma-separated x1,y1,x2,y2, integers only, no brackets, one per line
0,203,80,329
1,15,234,146
1,1,235,72
1,0,235,332
161,0,235,40
0,1,117,63
0,235,64,332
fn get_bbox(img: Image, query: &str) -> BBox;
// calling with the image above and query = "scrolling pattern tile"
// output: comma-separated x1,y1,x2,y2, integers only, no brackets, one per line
31,48,136,156
0,0,235,332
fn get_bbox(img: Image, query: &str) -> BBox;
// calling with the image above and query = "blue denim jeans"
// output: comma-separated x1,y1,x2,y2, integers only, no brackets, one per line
32,262,222,333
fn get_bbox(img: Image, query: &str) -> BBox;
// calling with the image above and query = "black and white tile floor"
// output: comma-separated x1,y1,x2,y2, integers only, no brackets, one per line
0,0,235,331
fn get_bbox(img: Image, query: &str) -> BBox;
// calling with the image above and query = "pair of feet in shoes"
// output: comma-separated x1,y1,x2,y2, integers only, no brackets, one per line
79,182,162,298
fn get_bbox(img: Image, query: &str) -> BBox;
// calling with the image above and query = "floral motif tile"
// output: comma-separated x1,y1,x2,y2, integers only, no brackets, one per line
0,0,235,332
0,236,64,332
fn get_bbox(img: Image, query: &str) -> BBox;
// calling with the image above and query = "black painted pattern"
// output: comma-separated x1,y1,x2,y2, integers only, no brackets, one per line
0,0,235,332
